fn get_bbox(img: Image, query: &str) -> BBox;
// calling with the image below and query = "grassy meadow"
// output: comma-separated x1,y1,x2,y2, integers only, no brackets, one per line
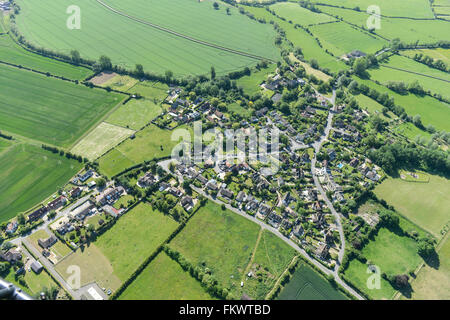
105,99,162,130
270,2,336,25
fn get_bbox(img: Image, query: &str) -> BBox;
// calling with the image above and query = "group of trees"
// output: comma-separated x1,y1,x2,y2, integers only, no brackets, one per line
41,144,87,163
386,80,426,96
413,53,448,72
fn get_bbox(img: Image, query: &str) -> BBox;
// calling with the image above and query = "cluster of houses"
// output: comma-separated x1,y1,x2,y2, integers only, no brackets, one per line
28,195,68,223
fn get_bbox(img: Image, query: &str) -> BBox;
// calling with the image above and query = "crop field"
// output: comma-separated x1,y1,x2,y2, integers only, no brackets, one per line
309,22,387,57
407,235,450,300
243,6,347,72
14,0,279,77
55,244,122,291
118,252,214,300
402,48,450,65
71,122,135,161
0,64,124,147
375,173,450,238
354,77,450,131
318,6,450,44
311,0,435,19
369,55,450,99
98,124,191,177
169,201,261,298
105,99,162,130
95,202,179,282
0,143,82,223
243,230,297,299
270,2,336,26
278,263,347,300
0,34,92,80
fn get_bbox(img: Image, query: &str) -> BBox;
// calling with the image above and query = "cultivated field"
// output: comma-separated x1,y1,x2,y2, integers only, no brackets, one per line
0,143,82,223
105,99,162,130
14,0,279,77
375,173,450,238
270,2,336,26
71,122,135,161
118,252,214,300
95,202,179,282
98,124,191,177
0,34,92,80
278,263,347,300
169,201,261,298
0,64,124,147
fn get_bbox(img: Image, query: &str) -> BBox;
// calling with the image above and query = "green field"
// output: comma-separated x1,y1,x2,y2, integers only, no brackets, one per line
0,143,82,223
14,0,279,77
278,263,347,300
98,124,191,177
270,2,336,25
354,77,450,131
71,122,135,161
126,81,169,101
0,64,124,147
118,252,213,300
95,202,179,282
408,235,450,299
4,263,58,297
402,48,450,65
169,201,261,298
105,99,162,130
318,6,449,44
374,173,450,238
309,21,387,57
369,55,450,99
243,6,347,72
0,34,92,80
312,0,435,19
393,122,432,142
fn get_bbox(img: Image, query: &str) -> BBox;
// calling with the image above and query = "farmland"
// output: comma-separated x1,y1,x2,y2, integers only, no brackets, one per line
402,48,450,65
270,2,336,26
374,173,450,238
169,201,261,298
0,64,124,147
368,55,450,99
0,143,82,223
278,263,347,300
71,122,135,161
95,202,179,282
98,124,191,177
0,34,92,80
118,252,214,300
14,0,279,77
309,22,387,57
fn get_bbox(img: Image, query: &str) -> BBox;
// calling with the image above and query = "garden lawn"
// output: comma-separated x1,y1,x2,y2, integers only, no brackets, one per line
0,143,82,223
375,173,450,238
0,64,124,147
235,64,276,96
118,252,214,300
95,202,179,282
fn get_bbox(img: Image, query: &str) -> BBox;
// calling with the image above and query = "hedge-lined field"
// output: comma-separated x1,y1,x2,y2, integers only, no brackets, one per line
14,0,279,77
0,64,124,147
118,252,214,300
105,99,162,131
0,35,92,80
0,143,82,223
270,2,336,26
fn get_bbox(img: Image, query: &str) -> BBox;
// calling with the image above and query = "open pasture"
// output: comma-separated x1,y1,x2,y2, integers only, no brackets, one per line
14,0,279,77
270,2,336,26
0,143,82,223
105,99,162,130
0,64,124,147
